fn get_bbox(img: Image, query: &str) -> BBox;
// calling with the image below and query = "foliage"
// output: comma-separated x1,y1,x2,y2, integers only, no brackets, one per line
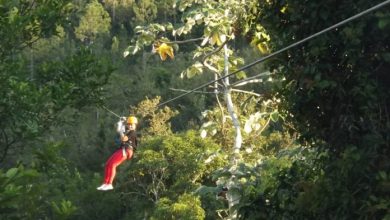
132,0,158,24
259,0,390,151
200,93,283,149
1,0,388,219
250,0,390,219
0,46,113,163
0,0,72,58
0,166,40,219
124,0,263,77
75,0,111,42
118,130,226,219
151,194,205,220
32,141,124,220
236,146,319,220
131,96,179,136
123,1,291,219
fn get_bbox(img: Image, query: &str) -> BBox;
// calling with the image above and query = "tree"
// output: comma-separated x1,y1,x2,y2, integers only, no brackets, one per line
75,0,112,42
123,0,390,219
114,98,226,219
0,0,114,165
251,0,390,219
123,0,279,218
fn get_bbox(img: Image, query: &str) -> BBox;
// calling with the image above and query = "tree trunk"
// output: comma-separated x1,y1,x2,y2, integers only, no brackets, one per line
223,42,242,220
223,45,242,158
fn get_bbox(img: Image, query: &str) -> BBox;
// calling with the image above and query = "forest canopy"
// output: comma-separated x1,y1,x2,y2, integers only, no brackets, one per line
0,0,389,219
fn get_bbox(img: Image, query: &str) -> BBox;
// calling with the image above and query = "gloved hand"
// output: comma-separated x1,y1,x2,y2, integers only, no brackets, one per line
121,136,129,142
117,118,126,133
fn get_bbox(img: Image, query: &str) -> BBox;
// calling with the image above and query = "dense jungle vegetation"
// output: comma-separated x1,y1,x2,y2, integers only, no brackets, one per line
0,0,389,219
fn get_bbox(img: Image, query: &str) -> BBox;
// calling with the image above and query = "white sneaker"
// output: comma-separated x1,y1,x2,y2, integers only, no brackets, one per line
101,184,114,191
97,184,107,190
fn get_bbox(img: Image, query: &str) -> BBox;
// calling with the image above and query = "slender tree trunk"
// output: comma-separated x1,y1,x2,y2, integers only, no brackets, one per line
223,40,242,220
112,1,116,23
142,51,146,75
30,48,34,80
223,45,242,158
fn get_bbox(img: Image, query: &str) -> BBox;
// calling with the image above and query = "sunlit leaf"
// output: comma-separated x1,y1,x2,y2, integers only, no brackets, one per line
209,33,222,46
200,129,207,138
270,111,279,122
257,42,269,54
123,50,130,57
280,5,288,13
8,7,19,23
235,71,246,79
244,120,252,133
6,168,18,178
201,36,209,46
166,23,174,31
155,43,174,61
123,45,139,57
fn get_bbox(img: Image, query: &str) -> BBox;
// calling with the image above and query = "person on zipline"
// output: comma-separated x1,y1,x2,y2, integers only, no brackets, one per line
97,116,138,191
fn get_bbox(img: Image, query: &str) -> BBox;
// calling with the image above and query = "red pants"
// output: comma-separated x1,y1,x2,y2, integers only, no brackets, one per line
103,148,133,184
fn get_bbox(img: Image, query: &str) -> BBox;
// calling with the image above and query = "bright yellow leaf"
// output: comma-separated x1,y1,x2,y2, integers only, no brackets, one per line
257,42,269,54
155,43,174,61
280,5,287,13
209,33,222,46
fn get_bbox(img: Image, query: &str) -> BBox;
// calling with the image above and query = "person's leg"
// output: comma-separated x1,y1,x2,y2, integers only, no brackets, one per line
98,149,124,190
105,149,126,185
98,148,133,190
103,150,120,184
125,148,133,160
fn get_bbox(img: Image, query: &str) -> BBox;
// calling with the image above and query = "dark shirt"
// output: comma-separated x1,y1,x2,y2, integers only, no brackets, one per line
121,130,138,149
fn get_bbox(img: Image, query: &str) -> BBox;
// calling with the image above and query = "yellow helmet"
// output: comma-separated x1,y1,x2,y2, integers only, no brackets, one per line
127,116,138,124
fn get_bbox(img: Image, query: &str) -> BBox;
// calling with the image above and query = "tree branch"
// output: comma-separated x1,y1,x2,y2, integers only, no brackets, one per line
230,71,271,87
232,79,263,87
162,37,204,44
0,129,16,163
169,87,219,94
258,116,271,135
230,89,261,97
202,40,229,64
214,73,226,140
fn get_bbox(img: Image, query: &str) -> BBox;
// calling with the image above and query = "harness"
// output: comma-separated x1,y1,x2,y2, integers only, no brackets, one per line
120,130,138,158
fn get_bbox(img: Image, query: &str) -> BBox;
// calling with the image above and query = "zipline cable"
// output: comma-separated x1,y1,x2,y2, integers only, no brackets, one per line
102,105,121,118
156,0,390,108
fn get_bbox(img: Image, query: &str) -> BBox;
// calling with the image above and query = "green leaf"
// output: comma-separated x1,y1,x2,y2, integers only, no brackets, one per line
378,171,387,180
226,187,241,205
235,71,246,79
166,23,174,31
378,18,390,29
270,111,279,122
8,7,19,23
6,168,18,179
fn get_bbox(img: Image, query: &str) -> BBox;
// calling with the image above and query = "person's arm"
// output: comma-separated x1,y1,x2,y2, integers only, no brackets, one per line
117,117,128,142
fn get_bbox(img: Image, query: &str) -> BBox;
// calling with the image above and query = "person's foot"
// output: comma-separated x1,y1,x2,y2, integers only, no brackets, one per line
101,184,114,191
97,184,107,190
